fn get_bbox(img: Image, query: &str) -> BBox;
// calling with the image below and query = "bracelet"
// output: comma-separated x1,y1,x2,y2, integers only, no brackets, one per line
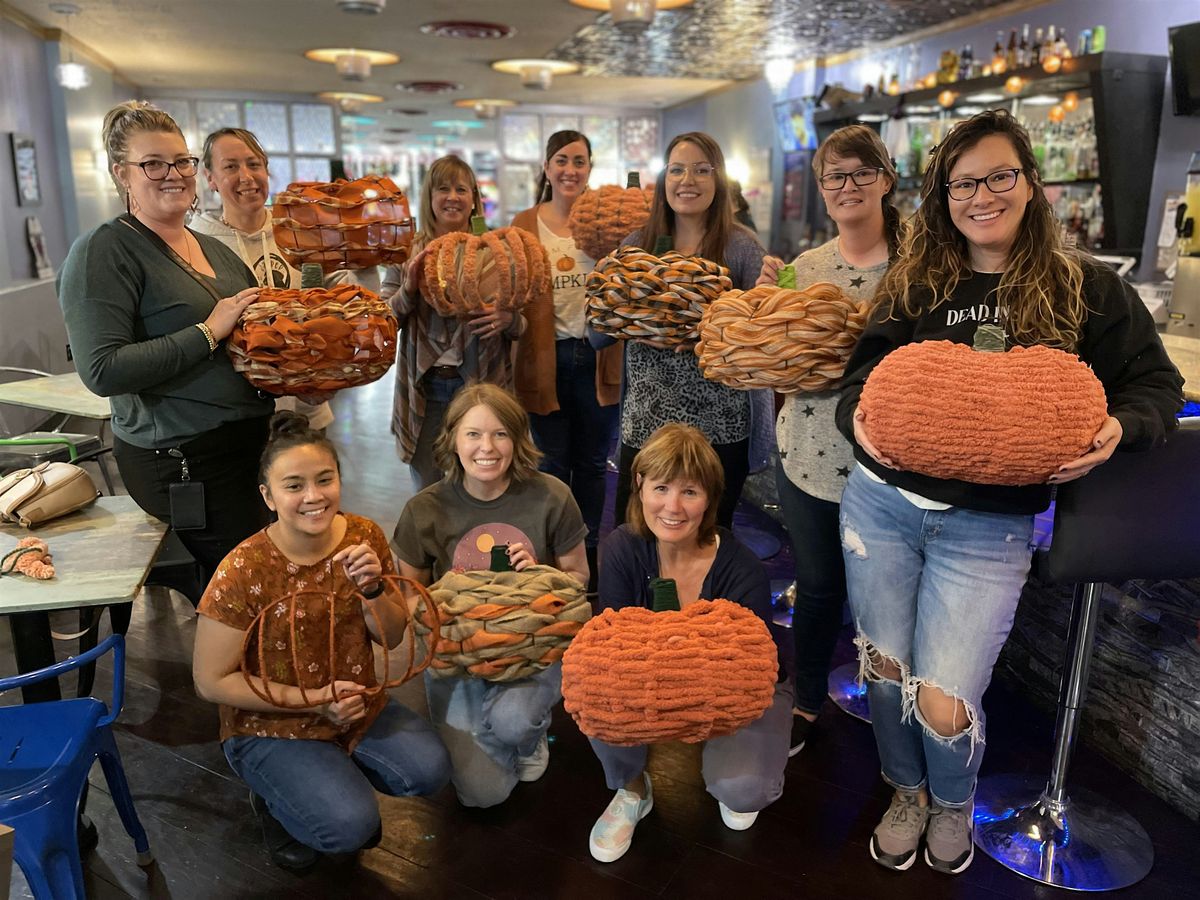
360,581,384,600
195,322,217,353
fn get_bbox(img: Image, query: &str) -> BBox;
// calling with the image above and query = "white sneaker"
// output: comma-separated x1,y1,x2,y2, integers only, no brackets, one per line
589,774,654,863
515,733,550,782
718,801,760,831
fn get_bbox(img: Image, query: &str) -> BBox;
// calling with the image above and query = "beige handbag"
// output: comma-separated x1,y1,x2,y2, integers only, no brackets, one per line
0,462,99,527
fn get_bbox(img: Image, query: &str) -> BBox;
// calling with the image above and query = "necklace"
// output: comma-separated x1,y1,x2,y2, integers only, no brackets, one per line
177,232,195,268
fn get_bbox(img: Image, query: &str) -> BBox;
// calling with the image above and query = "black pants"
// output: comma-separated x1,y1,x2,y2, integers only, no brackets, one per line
114,416,271,588
775,463,847,715
614,437,749,531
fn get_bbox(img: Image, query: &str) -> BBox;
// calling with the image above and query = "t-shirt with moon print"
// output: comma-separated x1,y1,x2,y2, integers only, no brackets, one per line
537,215,593,340
391,472,588,583
775,239,888,504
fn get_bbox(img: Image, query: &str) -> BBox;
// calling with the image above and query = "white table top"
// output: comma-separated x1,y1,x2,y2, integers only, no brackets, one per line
0,496,167,614
0,372,111,420
1161,334,1200,403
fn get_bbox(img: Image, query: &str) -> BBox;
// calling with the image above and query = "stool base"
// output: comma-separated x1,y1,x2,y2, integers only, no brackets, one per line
826,662,870,723
974,774,1153,891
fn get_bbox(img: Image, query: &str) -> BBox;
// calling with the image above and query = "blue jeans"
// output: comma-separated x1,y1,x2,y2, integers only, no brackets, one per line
423,663,562,808
409,373,465,489
528,339,619,547
839,468,1034,807
775,465,847,715
222,699,451,853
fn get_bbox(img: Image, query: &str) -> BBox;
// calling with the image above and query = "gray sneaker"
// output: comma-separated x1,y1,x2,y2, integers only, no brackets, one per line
924,801,975,874
869,790,929,871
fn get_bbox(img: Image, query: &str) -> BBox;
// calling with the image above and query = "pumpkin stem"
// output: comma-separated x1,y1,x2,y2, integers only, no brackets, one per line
650,577,681,612
972,323,1007,352
489,545,512,572
300,263,324,289
626,171,641,189
471,215,488,236
653,235,673,255
776,264,796,289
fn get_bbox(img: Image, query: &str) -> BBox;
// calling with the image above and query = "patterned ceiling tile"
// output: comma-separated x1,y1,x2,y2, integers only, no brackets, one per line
551,0,1012,80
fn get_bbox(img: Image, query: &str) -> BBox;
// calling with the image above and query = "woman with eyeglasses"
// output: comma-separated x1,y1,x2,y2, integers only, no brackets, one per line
756,126,902,759
609,131,768,529
835,109,1181,875
59,101,274,587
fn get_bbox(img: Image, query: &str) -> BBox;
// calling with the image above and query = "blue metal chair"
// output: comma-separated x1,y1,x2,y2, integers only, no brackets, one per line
0,634,153,898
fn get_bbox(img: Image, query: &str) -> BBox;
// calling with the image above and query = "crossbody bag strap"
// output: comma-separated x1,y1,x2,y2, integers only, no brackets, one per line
119,213,223,304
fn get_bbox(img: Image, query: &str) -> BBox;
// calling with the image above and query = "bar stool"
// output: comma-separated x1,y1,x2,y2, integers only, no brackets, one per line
974,429,1200,890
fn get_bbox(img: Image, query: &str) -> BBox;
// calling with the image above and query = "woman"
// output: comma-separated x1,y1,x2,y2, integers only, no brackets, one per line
58,101,274,584
757,126,902,757
512,130,622,590
588,423,791,863
610,131,768,529
392,383,589,808
835,109,1183,875
382,156,524,488
194,412,450,873
192,127,339,430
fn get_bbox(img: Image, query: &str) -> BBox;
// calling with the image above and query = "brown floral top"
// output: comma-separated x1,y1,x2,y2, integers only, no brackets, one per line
198,513,396,747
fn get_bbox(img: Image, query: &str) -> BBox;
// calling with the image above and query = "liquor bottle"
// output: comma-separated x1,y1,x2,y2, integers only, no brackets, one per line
877,71,886,95
1091,25,1107,53
1077,28,1092,57
1054,27,1068,58
887,70,900,95
1042,25,1057,61
1032,27,1044,65
959,44,973,82
992,31,1005,70
1018,23,1031,67
1005,28,1018,70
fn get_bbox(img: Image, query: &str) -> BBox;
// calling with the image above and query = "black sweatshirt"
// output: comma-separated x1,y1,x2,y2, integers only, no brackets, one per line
835,260,1185,515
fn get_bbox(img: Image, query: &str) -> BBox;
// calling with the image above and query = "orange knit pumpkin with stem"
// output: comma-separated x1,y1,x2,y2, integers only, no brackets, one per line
422,226,549,319
567,184,654,261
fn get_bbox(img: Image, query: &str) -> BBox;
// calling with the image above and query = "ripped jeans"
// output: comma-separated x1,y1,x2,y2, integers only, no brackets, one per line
839,467,1034,807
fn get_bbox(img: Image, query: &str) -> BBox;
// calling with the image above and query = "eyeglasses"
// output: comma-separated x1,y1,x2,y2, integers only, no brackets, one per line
127,157,200,180
665,162,716,180
818,167,884,190
945,167,1022,201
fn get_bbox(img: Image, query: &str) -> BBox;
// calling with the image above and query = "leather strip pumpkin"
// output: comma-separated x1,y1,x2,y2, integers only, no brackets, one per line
561,600,777,745
566,184,654,260
422,226,549,319
227,283,398,395
585,247,733,349
411,565,590,682
859,340,1109,485
271,175,415,273
696,281,869,392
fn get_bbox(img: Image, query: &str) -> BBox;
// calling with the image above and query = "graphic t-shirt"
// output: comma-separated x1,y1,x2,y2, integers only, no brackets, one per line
537,216,593,339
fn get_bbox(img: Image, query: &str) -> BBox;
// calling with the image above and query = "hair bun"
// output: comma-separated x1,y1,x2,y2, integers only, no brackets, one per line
267,410,311,441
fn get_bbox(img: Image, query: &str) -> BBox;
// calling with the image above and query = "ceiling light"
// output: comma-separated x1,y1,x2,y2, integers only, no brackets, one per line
953,105,985,115
317,91,383,113
568,0,693,33
764,57,794,96
904,104,938,114
336,0,385,13
305,48,399,82
492,58,579,90
965,91,1006,103
454,98,517,119
1021,94,1060,106
50,3,90,91
857,113,888,123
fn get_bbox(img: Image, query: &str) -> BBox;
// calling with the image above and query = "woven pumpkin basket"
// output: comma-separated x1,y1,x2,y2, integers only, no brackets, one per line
566,184,654,261
228,283,398,395
586,247,732,349
422,226,550,319
561,599,778,745
859,339,1109,485
412,565,590,682
697,281,869,392
272,175,415,273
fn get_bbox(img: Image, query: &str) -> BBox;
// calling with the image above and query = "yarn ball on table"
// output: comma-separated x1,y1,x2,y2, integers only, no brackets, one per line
696,281,869,392
566,184,654,261
0,537,55,580
422,226,550,319
561,599,778,745
859,340,1110,485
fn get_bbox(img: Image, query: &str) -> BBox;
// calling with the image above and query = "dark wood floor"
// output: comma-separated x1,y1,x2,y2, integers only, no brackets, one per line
5,377,1199,899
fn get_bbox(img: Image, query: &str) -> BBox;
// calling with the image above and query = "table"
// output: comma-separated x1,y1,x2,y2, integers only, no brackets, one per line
0,371,110,421
1161,334,1200,402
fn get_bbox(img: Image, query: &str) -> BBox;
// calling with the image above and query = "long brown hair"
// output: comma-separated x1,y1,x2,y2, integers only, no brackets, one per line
415,155,484,252
878,109,1086,350
813,124,903,257
638,132,740,266
535,130,592,203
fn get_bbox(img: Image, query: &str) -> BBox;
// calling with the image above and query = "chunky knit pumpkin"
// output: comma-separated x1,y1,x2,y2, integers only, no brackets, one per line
422,226,549,319
227,283,398,395
859,340,1109,485
586,247,732,349
1,537,54,580
272,175,415,273
561,600,778,745
696,281,868,392
567,184,654,260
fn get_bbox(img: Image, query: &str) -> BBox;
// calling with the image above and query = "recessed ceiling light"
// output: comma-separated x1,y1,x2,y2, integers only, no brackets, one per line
396,81,463,94
1021,94,1061,106
317,91,384,103
419,21,515,39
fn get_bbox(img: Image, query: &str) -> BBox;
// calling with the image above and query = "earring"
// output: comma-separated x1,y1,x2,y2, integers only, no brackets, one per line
190,194,200,213
125,190,131,214
540,179,551,202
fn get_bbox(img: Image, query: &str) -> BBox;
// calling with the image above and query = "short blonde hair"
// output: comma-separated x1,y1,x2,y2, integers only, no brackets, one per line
102,100,185,196
433,383,542,484
627,423,723,546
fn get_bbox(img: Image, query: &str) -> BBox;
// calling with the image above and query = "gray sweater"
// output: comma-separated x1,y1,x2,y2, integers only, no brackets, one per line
57,218,273,449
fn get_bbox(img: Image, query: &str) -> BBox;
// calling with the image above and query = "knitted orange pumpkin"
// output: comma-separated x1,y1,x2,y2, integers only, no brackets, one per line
567,184,654,260
586,247,732,349
1,537,54,580
697,281,868,392
859,340,1109,485
227,283,398,395
422,226,550,319
561,600,778,745
272,176,415,273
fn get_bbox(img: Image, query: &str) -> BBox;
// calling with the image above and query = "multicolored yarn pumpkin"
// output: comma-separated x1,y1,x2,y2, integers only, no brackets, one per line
859,339,1109,485
696,281,869,392
566,184,654,261
227,282,398,395
586,247,733,349
0,537,55,580
422,226,550,319
411,565,590,682
561,599,778,745
271,175,415,273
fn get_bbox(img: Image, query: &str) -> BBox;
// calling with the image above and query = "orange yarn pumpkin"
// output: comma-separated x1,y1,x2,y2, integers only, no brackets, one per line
567,184,654,260
422,226,549,318
561,600,778,745
227,283,398,395
1,537,54,580
859,341,1109,485
271,176,415,273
